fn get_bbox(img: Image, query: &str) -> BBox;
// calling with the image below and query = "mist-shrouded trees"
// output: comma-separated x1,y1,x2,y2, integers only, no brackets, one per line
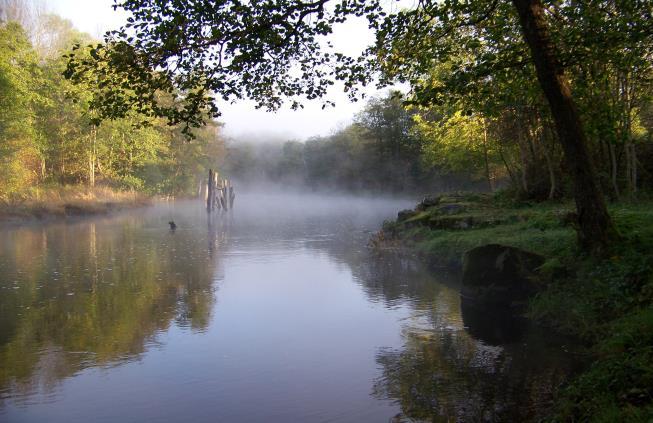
0,9,225,200
224,93,493,193
25,0,653,252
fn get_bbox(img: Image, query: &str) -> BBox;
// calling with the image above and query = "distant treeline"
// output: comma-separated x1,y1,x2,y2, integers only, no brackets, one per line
226,80,653,199
224,95,490,194
0,8,224,201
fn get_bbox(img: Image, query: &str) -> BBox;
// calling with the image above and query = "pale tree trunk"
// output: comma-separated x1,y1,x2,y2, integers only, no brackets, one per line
540,116,557,199
89,125,97,188
623,144,629,194
482,117,494,192
512,0,617,254
632,145,637,194
620,72,638,197
542,144,556,200
498,144,518,187
627,143,637,195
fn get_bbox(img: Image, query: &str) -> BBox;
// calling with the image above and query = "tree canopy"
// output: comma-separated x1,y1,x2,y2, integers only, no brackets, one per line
64,0,385,134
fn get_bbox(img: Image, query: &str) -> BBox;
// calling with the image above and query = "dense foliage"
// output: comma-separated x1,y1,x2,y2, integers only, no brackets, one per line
377,192,653,420
374,0,653,201
61,0,653,200
0,11,224,201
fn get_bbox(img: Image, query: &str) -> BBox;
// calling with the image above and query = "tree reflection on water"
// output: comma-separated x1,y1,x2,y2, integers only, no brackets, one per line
0,215,222,402
355,254,580,422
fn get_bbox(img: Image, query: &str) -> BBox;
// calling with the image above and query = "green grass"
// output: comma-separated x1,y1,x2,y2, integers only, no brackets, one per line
532,204,653,421
549,306,653,422
382,195,578,265
377,192,653,421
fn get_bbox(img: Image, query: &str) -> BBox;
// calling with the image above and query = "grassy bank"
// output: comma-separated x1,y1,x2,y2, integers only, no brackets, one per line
0,185,152,221
373,192,653,421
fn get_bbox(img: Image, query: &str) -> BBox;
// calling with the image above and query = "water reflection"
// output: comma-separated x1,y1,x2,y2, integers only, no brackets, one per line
352,255,579,421
460,299,529,346
0,194,580,422
0,213,219,405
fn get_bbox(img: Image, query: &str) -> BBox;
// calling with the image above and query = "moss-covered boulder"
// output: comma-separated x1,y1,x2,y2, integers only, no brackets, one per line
461,244,545,309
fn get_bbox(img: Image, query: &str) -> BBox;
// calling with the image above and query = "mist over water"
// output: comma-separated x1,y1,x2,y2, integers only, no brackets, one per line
0,191,578,422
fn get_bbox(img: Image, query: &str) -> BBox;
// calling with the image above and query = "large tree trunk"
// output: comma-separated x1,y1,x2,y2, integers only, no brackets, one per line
511,0,617,254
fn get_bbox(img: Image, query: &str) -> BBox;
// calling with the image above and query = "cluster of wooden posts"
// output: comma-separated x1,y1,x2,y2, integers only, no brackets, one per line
205,169,235,212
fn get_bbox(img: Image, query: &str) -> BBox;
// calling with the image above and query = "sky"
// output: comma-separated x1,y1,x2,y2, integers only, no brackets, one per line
46,0,397,141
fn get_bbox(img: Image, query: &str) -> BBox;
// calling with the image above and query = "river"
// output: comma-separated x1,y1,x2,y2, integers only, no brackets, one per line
0,192,578,422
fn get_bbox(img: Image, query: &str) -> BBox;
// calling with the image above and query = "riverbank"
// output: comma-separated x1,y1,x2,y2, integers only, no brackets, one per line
0,186,152,222
372,192,653,421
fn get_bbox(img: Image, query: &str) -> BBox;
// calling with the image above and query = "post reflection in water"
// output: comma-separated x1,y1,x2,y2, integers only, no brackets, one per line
0,193,580,422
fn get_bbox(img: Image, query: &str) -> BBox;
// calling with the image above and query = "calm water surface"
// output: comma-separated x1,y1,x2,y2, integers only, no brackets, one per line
0,193,578,422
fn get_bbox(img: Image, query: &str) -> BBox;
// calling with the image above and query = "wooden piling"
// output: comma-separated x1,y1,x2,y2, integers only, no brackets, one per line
206,169,235,213
206,169,214,212
213,172,220,210
221,179,228,211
